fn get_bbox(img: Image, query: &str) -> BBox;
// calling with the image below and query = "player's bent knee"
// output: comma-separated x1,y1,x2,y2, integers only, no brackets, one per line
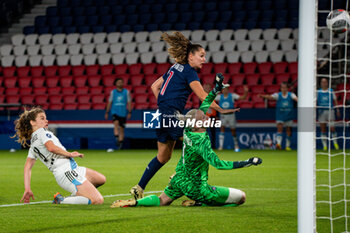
238,191,246,205
91,195,104,205
227,188,246,205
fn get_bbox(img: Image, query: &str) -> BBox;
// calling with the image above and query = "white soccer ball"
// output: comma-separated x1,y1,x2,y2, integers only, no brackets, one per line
326,9,350,34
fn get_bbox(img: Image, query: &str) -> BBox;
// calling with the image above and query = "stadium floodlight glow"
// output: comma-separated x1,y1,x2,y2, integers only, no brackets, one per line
298,0,316,232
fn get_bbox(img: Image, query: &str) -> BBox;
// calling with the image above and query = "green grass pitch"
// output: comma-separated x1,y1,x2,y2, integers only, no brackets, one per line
0,149,348,232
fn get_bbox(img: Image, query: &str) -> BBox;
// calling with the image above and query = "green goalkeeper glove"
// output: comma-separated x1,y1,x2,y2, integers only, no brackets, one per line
211,73,230,95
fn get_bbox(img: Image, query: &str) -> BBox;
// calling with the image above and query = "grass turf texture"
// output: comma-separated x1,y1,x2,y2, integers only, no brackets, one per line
0,149,348,233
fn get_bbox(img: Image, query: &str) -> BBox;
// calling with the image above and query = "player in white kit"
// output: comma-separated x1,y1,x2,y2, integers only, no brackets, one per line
13,107,106,205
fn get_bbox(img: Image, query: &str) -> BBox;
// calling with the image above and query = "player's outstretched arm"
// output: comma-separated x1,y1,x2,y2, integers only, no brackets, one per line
21,158,36,203
233,157,263,169
45,141,84,158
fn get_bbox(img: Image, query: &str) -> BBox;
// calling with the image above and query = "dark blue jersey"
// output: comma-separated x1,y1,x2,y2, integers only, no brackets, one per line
157,63,200,113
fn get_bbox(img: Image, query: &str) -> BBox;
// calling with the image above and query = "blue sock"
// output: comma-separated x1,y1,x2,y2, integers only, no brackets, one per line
138,156,164,190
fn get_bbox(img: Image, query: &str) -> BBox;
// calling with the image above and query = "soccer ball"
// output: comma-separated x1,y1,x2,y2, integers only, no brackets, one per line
326,9,350,33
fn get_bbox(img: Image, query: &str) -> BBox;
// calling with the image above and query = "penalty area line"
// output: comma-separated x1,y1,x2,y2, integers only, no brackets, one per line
0,190,163,208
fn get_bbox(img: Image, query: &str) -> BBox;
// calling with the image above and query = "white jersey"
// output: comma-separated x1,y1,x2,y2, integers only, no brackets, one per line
27,128,76,172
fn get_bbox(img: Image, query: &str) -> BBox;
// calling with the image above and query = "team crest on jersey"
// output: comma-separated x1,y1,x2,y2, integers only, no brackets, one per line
46,133,52,138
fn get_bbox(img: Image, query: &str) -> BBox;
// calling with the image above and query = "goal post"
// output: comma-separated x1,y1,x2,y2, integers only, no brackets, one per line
298,0,317,232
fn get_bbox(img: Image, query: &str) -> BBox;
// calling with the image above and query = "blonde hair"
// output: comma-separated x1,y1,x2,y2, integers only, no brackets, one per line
161,31,203,64
12,107,44,146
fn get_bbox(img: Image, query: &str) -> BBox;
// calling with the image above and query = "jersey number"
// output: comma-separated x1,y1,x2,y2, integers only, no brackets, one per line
33,147,48,162
160,71,174,96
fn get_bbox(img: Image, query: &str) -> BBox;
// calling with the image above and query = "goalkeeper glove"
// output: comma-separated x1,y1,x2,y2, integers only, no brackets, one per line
212,73,230,95
233,157,263,169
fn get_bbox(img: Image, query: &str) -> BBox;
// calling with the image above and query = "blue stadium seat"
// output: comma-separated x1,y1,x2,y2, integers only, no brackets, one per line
72,7,84,16
188,22,200,30
87,15,99,26
216,22,228,31
47,16,60,27
133,24,145,32
192,2,203,11
159,23,171,31
230,21,243,30
218,1,231,11
274,21,287,29
245,1,258,10
167,12,178,24
81,0,92,6
51,26,63,34
85,6,97,16
23,26,36,35
119,25,131,33
111,5,123,15
317,13,327,27
100,15,112,25
92,25,104,33
174,23,186,31
244,21,257,30
35,16,47,27
138,4,150,14
275,10,287,20
274,0,287,9
139,14,151,24
220,11,232,22
231,1,244,11
74,16,86,26
289,9,298,20
144,0,155,4
146,24,158,32
206,11,218,22
205,2,217,11
202,22,214,30
106,0,118,5
64,26,77,34
126,14,138,25
78,26,90,33
287,0,298,9
193,12,205,22
318,0,328,10
258,21,272,29
105,25,117,33
92,0,106,7
70,0,80,7
46,6,58,16
247,10,260,21
125,5,137,14
259,0,272,10
179,12,192,23
59,7,71,16
164,3,177,12
233,11,246,21
150,4,162,13
261,10,274,21
38,26,50,34
98,6,110,15
113,15,126,25
61,16,73,27
57,0,69,7
152,13,165,24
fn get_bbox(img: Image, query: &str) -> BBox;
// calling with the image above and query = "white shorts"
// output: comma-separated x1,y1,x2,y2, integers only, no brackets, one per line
220,113,236,128
53,165,87,195
276,120,294,127
318,110,335,125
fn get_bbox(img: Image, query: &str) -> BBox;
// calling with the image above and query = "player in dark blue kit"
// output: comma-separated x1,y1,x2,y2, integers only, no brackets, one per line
130,31,236,199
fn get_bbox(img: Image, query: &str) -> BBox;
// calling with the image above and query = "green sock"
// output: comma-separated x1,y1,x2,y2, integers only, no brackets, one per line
136,195,160,207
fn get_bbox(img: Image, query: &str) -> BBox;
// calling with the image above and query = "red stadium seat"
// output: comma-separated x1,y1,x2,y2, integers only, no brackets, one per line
18,77,31,87
92,103,106,110
63,95,77,104
3,67,16,77
231,74,245,86
228,63,242,74
261,74,275,85
60,76,73,87
5,87,19,95
251,94,264,103
32,76,45,88
124,85,132,92
253,102,266,108
143,63,157,75
19,87,32,95
134,94,148,104
17,66,31,77
149,103,158,109
268,101,276,108
290,74,297,83
134,103,149,109
48,87,61,95
129,63,142,75
78,103,92,110
63,103,78,110
58,65,71,76
87,75,101,87
61,87,75,94
288,62,298,74
103,87,114,96
148,94,157,105
118,74,130,84
257,62,272,74
191,94,200,107
273,62,288,74
266,85,280,94
21,95,35,105
43,66,57,77
76,86,89,94
200,62,214,75
35,95,48,105
46,76,59,87
134,86,147,94
250,85,265,94
239,102,253,108
90,86,103,94
246,74,260,85
130,74,144,86
114,64,128,75
243,62,257,74
100,64,114,75
144,74,158,86
86,65,100,76
33,87,47,95
102,75,115,87
0,88,4,95
49,103,63,110
201,74,215,84
77,95,91,104
91,94,105,103
4,77,17,88
0,77,3,86
275,74,290,85
235,86,245,95
49,95,62,104
156,63,170,75
213,63,228,74
74,75,87,87
72,65,85,76
6,95,20,103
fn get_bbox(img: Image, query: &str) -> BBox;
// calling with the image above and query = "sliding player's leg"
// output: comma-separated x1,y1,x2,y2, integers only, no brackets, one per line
276,122,284,149
85,168,106,188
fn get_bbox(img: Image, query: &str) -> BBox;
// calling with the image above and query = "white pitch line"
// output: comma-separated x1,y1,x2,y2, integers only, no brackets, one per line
0,191,163,208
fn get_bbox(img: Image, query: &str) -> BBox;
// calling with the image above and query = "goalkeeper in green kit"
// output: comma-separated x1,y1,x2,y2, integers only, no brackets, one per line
111,74,263,208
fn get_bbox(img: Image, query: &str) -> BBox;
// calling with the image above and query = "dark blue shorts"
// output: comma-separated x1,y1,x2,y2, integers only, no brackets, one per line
156,109,184,143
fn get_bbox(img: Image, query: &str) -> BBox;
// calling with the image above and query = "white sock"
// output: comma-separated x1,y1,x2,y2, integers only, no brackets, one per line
219,133,224,148
321,133,327,148
233,136,239,148
286,138,291,148
332,132,338,145
61,196,91,205
276,133,282,145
